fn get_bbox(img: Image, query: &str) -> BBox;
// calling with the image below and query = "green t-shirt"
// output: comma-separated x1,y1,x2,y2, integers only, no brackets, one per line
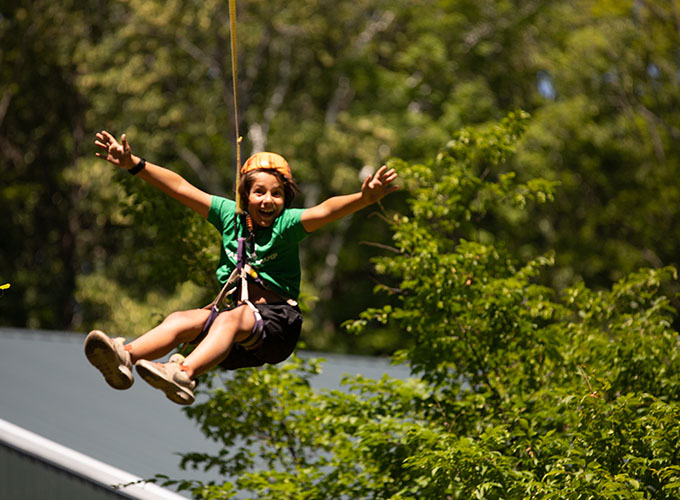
208,196,309,300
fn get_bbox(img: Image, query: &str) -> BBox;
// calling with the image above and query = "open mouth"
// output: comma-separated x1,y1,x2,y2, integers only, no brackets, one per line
255,207,276,225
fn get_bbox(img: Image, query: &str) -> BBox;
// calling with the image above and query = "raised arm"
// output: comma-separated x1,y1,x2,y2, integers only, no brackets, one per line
300,165,398,233
95,131,212,218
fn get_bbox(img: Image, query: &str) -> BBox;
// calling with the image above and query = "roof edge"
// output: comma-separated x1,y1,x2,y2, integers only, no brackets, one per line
0,418,187,500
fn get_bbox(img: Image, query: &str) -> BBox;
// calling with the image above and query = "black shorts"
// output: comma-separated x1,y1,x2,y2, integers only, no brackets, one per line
191,302,303,370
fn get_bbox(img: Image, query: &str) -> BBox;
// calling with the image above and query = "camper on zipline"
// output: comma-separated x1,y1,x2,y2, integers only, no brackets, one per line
84,130,398,405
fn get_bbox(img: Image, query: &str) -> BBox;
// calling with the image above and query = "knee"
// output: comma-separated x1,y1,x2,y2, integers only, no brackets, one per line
211,305,254,336
211,309,237,331
164,310,207,342
164,310,193,328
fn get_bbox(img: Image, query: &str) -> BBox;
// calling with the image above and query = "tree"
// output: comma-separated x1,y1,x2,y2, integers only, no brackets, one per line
72,0,680,348
5,0,680,361
0,0,97,328
72,0,421,349
514,0,680,290
161,113,680,499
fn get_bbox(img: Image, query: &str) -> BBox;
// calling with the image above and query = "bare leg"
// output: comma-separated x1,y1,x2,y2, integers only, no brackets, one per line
126,309,212,364
182,304,255,378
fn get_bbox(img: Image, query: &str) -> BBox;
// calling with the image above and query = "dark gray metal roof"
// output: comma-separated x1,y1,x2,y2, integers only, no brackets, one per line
0,328,219,498
0,327,409,498
1,418,186,500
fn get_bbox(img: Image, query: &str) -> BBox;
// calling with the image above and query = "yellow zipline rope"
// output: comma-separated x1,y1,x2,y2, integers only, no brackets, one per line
228,0,243,213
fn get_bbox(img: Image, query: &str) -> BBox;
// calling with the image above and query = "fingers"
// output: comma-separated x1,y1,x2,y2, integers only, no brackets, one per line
94,130,129,161
101,130,115,142
96,130,116,147
94,132,109,158
375,165,397,179
94,130,118,146
371,165,398,188
381,169,398,184
362,165,399,203
95,130,113,148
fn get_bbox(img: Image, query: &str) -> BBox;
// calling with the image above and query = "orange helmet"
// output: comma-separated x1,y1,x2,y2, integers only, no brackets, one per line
241,152,292,179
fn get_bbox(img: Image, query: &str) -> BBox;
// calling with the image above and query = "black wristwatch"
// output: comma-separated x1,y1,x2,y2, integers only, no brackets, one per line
129,158,146,176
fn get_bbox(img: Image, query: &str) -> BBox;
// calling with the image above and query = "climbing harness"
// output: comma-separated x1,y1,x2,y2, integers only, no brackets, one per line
201,214,265,349
199,2,296,350
197,0,266,349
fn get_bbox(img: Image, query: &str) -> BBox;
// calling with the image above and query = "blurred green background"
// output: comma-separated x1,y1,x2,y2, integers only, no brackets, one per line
2,0,679,354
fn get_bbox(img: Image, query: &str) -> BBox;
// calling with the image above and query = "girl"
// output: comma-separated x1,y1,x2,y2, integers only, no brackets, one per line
84,131,398,405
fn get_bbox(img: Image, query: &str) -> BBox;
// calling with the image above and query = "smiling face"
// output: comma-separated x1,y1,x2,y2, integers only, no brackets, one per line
247,171,286,227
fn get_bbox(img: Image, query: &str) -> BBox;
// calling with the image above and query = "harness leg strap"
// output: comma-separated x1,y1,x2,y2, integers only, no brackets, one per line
200,305,220,336
237,300,265,350
198,301,264,351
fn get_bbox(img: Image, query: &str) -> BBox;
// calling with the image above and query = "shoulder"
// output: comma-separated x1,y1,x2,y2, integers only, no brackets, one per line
277,208,306,228
208,196,236,230
211,196,236,213
274,208,309,239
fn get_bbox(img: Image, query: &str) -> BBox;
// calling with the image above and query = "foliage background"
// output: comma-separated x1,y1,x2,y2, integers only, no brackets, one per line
166,114,680,499
2,0,679,353
2,0,679,497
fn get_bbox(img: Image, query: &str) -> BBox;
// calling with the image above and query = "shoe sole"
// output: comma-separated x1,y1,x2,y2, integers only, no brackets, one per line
135,360,195,406
84,331,133,390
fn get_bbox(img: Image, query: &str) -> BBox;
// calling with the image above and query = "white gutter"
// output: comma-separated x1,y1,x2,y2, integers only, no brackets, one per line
0,418,187,500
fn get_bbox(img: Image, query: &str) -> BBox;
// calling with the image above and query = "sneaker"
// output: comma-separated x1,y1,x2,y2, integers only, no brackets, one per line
135,354,196,406
84,330,134,390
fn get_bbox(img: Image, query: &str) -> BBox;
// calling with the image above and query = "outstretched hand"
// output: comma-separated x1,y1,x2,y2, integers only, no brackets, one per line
361,165,399,205
94,130,135,170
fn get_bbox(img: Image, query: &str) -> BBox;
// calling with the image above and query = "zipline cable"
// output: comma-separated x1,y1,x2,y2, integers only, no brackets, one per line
227,0,243,212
